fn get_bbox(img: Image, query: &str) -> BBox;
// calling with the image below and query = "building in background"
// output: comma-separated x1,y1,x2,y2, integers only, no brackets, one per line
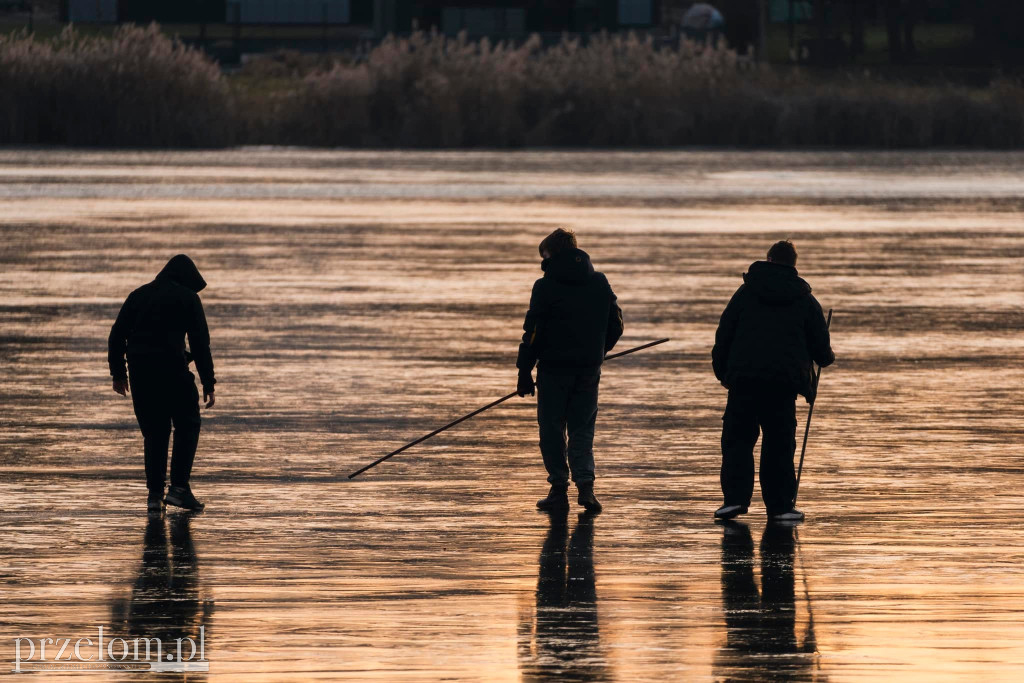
63,0,116,22
229,0,351,24
373,1,657,38
61,0,368,24
59,0,655,34
54,0,1024,67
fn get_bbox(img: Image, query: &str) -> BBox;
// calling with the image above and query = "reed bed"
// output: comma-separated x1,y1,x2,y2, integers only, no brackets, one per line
0,24,233,146
2,25,1022,148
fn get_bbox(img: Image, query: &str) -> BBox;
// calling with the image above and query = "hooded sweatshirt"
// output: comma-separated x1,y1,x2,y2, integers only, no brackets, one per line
516,248,624,374
712,261,833,399
108,255,216,392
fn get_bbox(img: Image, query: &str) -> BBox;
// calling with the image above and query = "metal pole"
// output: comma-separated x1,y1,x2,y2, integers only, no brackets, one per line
348,338,670,479
793,309,832,506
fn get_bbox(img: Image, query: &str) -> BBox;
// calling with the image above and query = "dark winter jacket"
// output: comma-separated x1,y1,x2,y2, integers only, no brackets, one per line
108,255,216,392
712,261,833,400
516,248,624,375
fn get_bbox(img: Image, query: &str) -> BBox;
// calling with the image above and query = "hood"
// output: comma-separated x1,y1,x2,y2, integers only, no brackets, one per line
742,261,810,305
542,248,595,284
156,254,207,292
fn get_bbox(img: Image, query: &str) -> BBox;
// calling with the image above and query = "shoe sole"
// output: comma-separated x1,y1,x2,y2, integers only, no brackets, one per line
164,497,204,511
714,507,749,520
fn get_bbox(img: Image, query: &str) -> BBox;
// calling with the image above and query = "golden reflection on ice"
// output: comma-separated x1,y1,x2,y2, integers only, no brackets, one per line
1,150,1023,680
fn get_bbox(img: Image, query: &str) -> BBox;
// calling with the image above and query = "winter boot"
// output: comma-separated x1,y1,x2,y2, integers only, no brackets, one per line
769,508,805,523
165,486,205,512
576,480,602,513
536,484,569,511
714,504,749,520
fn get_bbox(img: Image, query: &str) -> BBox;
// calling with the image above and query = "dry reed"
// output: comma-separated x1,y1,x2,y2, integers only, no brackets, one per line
2,26,1022,148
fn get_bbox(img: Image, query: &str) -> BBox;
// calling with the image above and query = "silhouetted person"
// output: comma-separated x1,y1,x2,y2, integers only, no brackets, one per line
110,513,212,672
516,229,623,513
712,241,833,522
518,512,608,682
109,255,216,512
715,521,818,680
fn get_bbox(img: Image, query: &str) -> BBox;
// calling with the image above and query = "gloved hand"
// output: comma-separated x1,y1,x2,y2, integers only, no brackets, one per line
517,371,535,397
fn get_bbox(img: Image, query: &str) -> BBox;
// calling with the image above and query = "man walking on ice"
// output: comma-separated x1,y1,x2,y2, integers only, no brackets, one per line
108,254,216,512
516,229,624,513
712,240,834,523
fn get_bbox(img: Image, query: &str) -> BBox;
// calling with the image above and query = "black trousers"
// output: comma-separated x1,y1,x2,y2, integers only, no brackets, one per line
720,385,798,514
536,370,600,485
128,360,201,494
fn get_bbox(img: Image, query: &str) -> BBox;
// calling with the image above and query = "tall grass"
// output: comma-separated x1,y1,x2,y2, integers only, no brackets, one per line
0,24,233,146
272,31,766,147
278,31,1024,148
2,25,1023,148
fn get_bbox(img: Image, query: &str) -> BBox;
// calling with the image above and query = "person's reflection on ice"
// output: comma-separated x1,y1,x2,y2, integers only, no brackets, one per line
110,512,212,675
715,521,821,681
518,511,609,682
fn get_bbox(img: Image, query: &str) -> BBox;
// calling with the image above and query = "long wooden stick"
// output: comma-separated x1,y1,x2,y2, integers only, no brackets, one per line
347,338,670,479
793,309,833,507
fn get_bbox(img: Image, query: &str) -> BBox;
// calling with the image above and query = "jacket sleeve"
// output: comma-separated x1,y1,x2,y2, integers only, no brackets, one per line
605,285,623,353
516,281,546,372
107,293,134,381
806,297,835,368
188,294,216,392
711,286,744,384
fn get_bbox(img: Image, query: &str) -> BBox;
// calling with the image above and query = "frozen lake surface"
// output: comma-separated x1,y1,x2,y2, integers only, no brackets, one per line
1,149,1023,680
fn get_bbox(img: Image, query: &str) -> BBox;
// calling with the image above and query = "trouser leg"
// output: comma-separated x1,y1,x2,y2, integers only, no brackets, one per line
141,421,171,494
757,390,798,514
565,372,599,484
130,369,171,495
721,391,759,507
169,373,201,489
536,371,571,486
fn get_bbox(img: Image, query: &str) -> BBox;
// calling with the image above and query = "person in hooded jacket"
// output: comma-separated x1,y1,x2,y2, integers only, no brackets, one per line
109,255,216,512
711,240,833,523
516,229,624,513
